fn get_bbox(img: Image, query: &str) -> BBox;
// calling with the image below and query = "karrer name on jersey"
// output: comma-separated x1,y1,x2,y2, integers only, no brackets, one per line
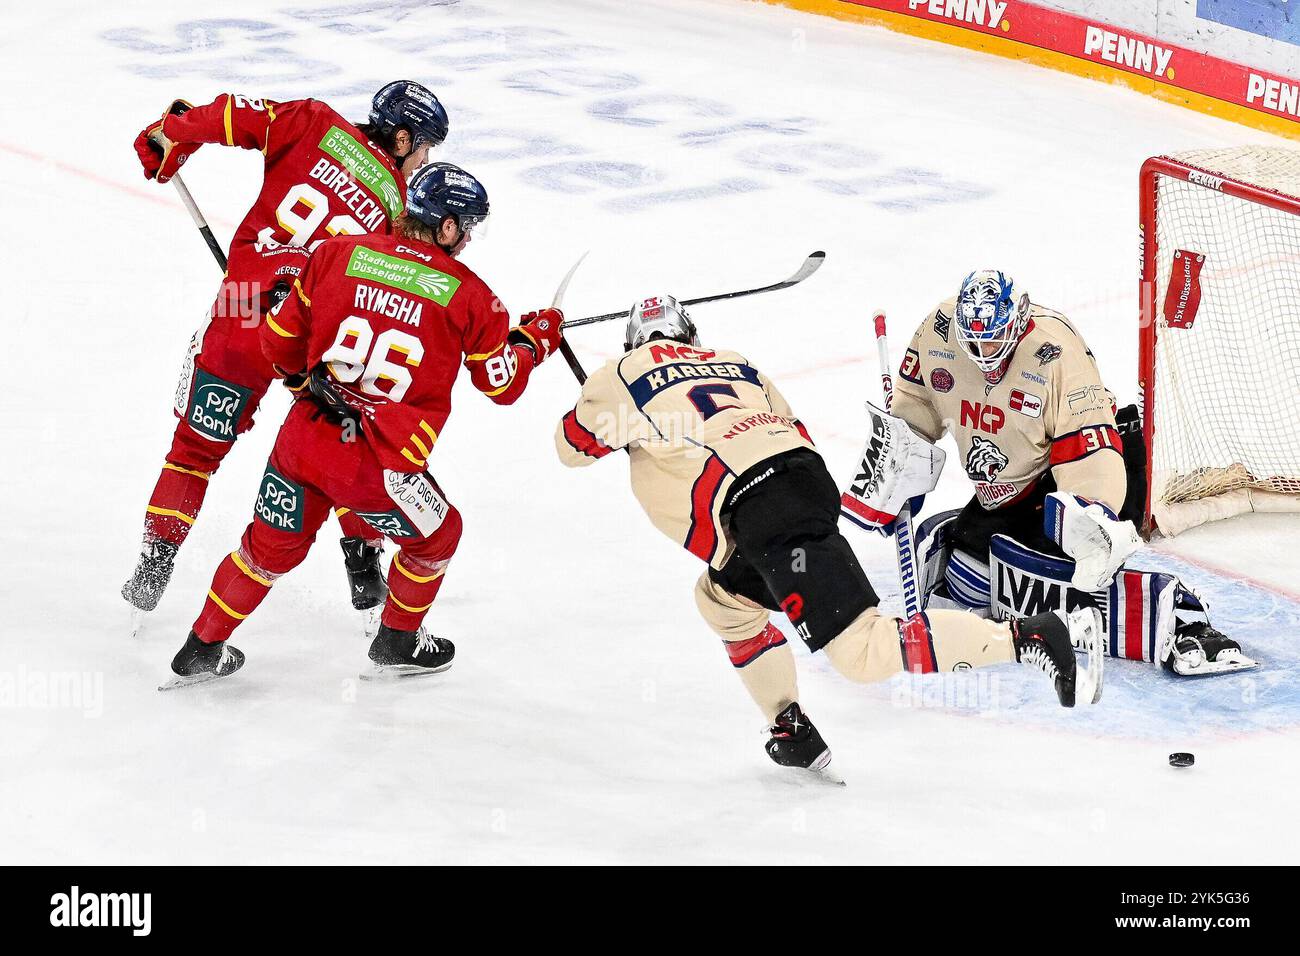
641,362,751,393
354,283,424,327
308,157,388,231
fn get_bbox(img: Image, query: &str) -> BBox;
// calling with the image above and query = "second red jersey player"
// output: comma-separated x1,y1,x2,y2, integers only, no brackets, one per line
164,163,566,687
124,81,449,628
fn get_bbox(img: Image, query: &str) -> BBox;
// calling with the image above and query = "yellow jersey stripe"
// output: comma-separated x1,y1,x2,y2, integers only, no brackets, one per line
388,593,434,614
294,278,311,308
223,95,234,146
163,463,211,480
409,433,430,458
465,342,506,361
262,102,276,156
393,555,445,584
266,315,296,338
419,421,438,444
146,506,196,526
230,551,273,588
401,448,426,467
207,590,248,620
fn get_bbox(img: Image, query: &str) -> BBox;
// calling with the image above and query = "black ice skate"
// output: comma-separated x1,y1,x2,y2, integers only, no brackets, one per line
340,536,387,610
765,702,843,785
159,631,245,691
122,539,180,613
1014,607,1103,707
361,624,455,681
1163,622,1257,676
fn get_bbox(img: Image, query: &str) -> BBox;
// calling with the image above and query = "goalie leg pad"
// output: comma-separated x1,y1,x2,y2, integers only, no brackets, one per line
916,509,958,604
944,550,992,612
989,534,1179,664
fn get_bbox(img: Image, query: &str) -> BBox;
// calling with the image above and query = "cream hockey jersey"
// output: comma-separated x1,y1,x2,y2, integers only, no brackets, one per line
556,341,814,570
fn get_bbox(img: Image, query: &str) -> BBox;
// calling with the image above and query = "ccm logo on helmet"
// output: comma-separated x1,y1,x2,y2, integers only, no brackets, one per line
960,400,1005,434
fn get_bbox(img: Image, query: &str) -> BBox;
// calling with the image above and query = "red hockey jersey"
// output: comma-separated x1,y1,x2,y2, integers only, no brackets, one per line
261,234,537,472
162,94,406,287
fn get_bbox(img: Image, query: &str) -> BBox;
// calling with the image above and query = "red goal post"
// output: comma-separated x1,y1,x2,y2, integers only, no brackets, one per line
1139,148,1300,538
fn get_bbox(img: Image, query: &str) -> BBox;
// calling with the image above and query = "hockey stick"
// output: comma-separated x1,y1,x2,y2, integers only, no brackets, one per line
559,250,825,331
873,312,923,618
167,172,228,272
147,132,228,271
551,252,590,384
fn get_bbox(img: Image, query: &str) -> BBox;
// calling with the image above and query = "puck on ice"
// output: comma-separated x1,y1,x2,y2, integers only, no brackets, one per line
1169,752,1195,768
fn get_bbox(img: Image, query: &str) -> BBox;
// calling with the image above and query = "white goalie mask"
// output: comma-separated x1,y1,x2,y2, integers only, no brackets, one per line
955,269,1031,384
624,294,700,351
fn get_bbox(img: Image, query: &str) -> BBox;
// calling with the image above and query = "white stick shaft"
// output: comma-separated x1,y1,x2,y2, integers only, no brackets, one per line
873,311,894,411
873,311,921,618
169,173,210,229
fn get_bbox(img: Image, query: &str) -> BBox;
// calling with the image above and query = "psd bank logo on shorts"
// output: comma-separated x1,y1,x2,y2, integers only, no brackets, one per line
355,509,419,538
254,466,303,532
188,370,252,442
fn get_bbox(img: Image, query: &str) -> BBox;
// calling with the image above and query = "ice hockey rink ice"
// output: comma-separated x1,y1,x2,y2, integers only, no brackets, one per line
3,0,1299,864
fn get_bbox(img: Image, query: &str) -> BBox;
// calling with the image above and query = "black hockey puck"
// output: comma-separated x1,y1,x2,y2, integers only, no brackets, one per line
1169,752,1195,768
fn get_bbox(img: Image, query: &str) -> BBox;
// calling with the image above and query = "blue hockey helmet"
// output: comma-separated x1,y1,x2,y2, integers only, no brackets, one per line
954,269,1030,383
407,162,490,235
370,80,449,148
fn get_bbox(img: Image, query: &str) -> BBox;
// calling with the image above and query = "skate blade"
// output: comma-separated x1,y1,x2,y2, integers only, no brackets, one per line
158,670,238,692
1171,652,1259,677
358,661,454,682
806,764,847,786
1068,607,1104,706
360,606,382,642
785,749,847,786
129,607,149,639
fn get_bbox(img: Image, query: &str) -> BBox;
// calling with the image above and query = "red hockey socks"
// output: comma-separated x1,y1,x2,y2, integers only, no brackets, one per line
143,462,211,546
192,550,277,643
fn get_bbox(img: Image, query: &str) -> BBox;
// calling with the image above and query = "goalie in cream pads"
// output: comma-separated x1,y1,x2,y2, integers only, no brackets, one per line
841,270,1256,677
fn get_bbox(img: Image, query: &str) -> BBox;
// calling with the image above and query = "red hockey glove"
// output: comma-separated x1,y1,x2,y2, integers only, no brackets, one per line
507,308,564,364
134,100,201,183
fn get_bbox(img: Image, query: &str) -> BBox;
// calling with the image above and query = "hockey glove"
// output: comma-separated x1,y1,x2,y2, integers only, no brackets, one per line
1044,492,1142,591
840,402,945,534
508,308,564,364
134,100,202,183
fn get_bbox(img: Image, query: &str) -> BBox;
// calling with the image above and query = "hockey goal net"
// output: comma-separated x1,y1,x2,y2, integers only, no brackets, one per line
1140,147,1300,538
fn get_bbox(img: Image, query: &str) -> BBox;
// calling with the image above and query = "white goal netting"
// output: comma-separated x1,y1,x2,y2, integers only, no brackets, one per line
1147,147,1300,536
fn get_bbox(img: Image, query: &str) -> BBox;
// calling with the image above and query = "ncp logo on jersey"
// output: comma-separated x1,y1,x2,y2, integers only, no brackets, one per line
49,886,151,936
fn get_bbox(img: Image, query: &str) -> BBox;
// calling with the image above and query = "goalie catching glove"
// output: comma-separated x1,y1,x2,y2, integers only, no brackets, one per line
1043,492,1142,591
840,403,945,533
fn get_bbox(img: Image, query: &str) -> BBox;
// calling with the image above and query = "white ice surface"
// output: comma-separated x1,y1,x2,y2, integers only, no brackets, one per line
2,0,1298,864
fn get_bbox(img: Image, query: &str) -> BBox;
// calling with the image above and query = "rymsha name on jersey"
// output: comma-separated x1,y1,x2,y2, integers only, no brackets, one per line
354,283,424,327
308,158,388,231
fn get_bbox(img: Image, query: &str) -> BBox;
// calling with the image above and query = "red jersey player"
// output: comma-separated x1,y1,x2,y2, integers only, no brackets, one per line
163,163,566,687
124,81,449,629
